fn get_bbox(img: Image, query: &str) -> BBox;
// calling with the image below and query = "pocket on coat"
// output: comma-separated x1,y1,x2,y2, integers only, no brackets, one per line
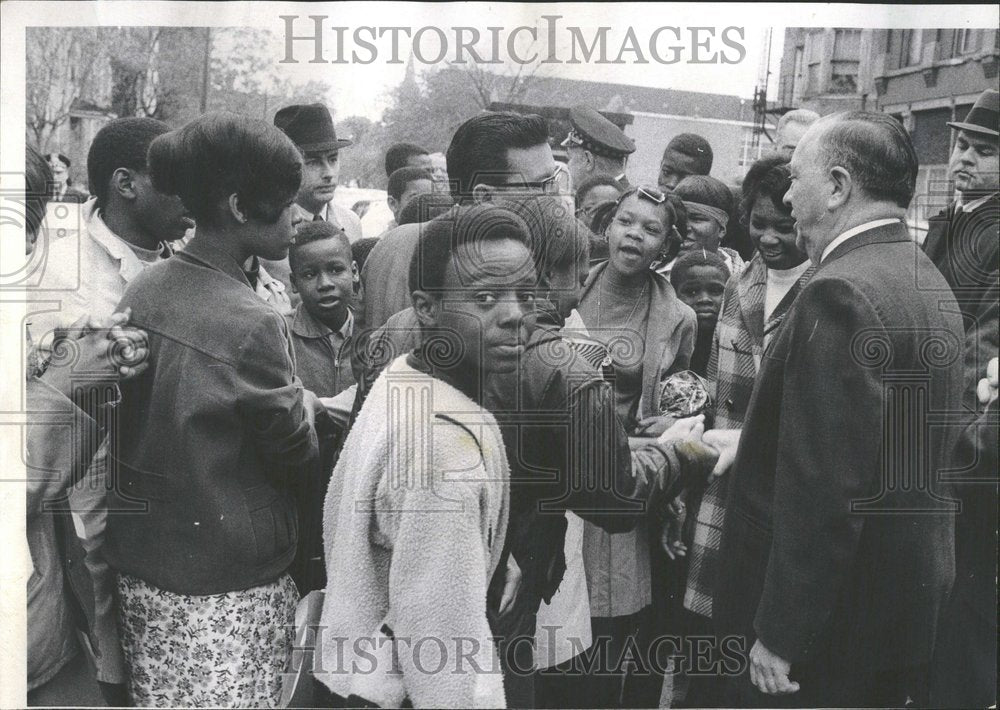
245,484,297,561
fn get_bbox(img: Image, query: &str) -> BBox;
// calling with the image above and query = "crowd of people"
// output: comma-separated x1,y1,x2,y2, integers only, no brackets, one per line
23,86,998,709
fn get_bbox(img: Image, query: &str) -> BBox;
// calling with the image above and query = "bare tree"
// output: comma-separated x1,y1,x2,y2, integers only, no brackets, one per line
25,28,111,150
459,61,542,109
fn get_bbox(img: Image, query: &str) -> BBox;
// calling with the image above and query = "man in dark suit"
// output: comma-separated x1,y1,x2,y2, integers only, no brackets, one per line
922,88,998,343
920,88,998,709
714,112,966,707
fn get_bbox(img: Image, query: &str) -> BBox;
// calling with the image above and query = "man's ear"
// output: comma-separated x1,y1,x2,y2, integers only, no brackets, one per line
828,166,852,210
227,193,247,224
718,224,727,241
584,150,597,171
351,260,361,283
387,195,399,215
289,272,299,294
472,182,496,204
111,168,138,202
411,289,440,328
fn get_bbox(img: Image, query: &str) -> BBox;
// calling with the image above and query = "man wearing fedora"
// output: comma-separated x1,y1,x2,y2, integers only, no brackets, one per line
924,87,998,709
923,88,998,328
274,103,363,244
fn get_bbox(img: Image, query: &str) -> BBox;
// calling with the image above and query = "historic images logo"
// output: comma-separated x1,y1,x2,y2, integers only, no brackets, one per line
280,16,747,66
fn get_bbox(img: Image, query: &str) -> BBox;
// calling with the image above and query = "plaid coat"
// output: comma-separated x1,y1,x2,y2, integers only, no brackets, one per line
683,254,814,617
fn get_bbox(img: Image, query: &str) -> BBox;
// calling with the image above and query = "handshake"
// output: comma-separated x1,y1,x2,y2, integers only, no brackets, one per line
655,415,742,488
650,417,742,559
37,308,150,400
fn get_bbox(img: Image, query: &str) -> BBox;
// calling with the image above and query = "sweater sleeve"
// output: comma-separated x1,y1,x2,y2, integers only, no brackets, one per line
26,378,97,518
387,429,506,708
235,312,317,466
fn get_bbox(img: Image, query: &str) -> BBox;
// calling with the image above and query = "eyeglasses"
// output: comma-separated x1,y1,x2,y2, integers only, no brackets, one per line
504,163,571,195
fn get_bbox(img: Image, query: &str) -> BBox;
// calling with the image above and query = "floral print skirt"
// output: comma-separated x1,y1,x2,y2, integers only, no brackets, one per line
116,572,298,708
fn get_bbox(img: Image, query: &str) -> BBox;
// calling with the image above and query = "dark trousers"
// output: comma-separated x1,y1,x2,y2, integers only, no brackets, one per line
571,611,644,708
724,661,930,708
28,650,106,707
930,582,997,709
674,609,727,709
534,655,596,709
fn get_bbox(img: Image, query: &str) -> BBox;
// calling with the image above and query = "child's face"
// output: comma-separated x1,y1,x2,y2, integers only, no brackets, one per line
577,184,620,221
680,213,724,254
290,238,356,327
434,238,536,376
606,194,669,276
676,265,727,331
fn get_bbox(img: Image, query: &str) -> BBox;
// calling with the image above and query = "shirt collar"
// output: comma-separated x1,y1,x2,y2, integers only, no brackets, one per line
243,255,261,288
957,192,995,214
85,198,167,281
820,218,901,264
292,303,354,340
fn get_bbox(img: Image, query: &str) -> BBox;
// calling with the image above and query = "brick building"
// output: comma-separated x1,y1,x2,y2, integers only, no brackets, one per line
774,27,999,237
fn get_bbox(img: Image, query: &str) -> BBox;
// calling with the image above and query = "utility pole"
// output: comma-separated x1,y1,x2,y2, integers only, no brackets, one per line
200,27,212,114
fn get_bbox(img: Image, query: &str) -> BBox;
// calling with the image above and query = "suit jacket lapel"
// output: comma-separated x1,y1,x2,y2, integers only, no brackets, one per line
820,222,913,270
922,202,957,262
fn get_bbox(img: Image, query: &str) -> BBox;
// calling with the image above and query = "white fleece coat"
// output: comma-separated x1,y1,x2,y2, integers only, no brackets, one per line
317,355,509,708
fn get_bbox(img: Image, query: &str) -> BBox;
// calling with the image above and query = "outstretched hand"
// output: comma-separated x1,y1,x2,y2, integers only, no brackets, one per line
702,428,742,477
656,415,720,489
657,414,705,444
977,356,998,408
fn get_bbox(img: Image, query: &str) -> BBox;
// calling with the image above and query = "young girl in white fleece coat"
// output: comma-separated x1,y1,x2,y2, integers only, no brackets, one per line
317,205,542,708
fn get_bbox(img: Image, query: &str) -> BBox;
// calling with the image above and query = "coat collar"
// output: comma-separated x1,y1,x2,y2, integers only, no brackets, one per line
818,220,912,270
291,303,354,340
735,255,769,343
178,235,253,289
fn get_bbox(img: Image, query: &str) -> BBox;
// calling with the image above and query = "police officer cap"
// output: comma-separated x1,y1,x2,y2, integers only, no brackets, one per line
561,105,636,159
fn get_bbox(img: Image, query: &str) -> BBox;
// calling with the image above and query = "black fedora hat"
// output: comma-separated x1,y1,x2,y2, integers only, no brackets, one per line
274,103,352,152
947,89,999,137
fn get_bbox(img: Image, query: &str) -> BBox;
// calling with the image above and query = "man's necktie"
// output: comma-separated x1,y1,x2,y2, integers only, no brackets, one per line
313,212,324,221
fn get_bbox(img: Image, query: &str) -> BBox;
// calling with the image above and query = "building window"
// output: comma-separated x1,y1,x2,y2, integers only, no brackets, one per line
952,29,979,56
901,29,923,67
830,29,861,94
833,29,862,58
791,46,804,105
806,30,823,94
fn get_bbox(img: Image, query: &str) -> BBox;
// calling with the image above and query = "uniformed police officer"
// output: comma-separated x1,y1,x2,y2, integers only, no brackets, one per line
560,105,636,193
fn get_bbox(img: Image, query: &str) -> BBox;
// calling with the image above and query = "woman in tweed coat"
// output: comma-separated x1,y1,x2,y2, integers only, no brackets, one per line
675,154,814,707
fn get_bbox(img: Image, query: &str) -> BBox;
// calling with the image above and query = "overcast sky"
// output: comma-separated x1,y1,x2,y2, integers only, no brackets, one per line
264,11,783,122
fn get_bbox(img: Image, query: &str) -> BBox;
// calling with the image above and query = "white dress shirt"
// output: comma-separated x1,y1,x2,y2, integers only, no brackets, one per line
821,218,901,264
956,193,993,214
312,201,364,244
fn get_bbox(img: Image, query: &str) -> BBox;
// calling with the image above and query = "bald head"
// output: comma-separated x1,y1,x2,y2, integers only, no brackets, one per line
787,112,916,263
810,112,918,208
